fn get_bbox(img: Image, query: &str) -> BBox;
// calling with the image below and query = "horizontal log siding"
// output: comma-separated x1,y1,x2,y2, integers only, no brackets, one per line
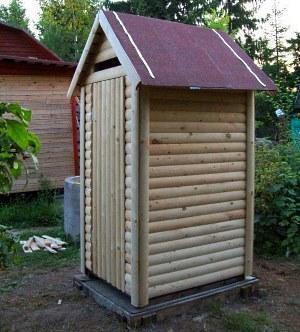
124,77,132,295
90,77,125,291
147,89,247,298
0,75,74,193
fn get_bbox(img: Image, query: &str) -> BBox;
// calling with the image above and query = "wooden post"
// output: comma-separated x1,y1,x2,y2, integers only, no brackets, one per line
130,86,150,307
80,86,86,273
245,91,255,277
138,88,150,305
71,96,80,175
130,85,140,306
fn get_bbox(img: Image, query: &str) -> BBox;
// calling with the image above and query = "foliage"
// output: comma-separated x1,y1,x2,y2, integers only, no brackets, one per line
0,0,30,31
0,180,63,229
105,0,262,32
287,32,300,86
242,1,299,142
255,79,296,141
0,102,40,193
38,0,103,61
203,9,230,32
0,225,19,269
255,143,300,256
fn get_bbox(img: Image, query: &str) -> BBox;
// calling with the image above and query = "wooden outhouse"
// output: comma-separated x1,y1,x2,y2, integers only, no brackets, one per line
68,10,276,308
0,22,77,193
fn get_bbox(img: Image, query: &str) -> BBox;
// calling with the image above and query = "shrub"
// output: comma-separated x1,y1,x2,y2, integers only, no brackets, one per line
255,143,300,256
0,102,40,193
0,225,19,269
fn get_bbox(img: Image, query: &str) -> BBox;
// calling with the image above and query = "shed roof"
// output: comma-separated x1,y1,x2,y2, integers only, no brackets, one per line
0,22,75,68
68,10,276,96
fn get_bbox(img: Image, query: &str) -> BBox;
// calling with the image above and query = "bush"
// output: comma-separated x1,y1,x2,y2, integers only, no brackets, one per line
0,225,19,269
0,102,40,193
255,143,300,256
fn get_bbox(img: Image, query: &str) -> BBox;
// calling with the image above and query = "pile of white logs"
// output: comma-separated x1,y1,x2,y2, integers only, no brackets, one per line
20,235,67,254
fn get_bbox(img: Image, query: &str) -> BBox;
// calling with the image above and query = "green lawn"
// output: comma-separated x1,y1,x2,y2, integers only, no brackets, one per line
0,194,63,229
17,227,80,270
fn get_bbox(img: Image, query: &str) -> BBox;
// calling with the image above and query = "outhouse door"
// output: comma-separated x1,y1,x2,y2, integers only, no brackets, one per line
83,76,126,291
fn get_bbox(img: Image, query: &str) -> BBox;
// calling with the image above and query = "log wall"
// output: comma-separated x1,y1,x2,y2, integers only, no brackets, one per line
146,88,247,298
0,75,74,192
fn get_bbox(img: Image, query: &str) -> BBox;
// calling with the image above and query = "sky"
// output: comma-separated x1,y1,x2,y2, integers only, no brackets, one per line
0,0,299,38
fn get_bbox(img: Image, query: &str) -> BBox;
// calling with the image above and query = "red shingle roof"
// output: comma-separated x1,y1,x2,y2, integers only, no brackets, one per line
0,22,75,68
103,11,276,91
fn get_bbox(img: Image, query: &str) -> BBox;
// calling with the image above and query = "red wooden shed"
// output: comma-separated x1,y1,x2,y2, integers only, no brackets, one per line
0,22,78,192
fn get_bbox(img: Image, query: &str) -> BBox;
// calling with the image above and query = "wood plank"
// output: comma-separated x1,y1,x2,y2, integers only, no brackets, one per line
138,88,150,306
92,82,98,275
110,78,116,286
115,78,121,289
120,77,125,292
100,80,106,276
86,66,126,84
148,266,244,298
149,143,246,156
150,122,246,134
245,91,255,277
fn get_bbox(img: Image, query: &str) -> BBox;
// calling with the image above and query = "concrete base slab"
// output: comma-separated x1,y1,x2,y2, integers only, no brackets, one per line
73,274,258,326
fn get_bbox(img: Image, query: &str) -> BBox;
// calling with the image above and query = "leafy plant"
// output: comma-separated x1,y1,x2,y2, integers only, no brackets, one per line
255,143,300,256
0,102,40,193
0,225,19,269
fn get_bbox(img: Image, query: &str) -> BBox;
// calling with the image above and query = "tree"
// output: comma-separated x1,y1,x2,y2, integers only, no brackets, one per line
105,0,215,24
287,33,300,85
0,0,30,31
204,9,230,32
269,0,287,78
38,0,103,62
0,102,40,193
105,0,263,34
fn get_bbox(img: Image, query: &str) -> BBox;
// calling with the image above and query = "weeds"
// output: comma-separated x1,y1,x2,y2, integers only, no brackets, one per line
209,304,278,332
223,311,273,332
0,178,63,229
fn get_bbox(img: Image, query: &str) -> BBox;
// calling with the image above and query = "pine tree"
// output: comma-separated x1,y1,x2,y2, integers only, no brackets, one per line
269,0,287,78
0,0,30,31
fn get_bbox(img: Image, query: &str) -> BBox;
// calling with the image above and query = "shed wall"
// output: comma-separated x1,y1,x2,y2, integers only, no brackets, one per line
146,89,247,298
0,75,74,193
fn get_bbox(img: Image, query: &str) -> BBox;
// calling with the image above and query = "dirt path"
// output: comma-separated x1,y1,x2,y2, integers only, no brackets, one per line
0,257,299,332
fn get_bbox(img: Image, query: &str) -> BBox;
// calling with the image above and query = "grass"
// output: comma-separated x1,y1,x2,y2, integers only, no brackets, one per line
223,311,274,332
0,191,63,229
16,227,79,270
0,227,79,295
209,303,278,332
